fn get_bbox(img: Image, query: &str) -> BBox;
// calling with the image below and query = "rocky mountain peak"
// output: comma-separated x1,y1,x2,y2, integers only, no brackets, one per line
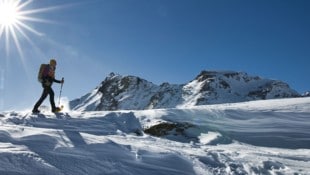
302,91,310,97
70,70,302,111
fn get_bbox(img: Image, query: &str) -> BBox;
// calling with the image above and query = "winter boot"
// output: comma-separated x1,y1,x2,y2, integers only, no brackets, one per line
52,107,61,113
32,109,40,113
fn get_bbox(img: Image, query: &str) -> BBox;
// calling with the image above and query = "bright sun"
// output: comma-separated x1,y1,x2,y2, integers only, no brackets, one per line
0,0,61,58
0,0,19,27
0,0,42,58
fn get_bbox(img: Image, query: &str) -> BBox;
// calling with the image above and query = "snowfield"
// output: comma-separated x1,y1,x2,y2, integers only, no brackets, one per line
1,97,310,175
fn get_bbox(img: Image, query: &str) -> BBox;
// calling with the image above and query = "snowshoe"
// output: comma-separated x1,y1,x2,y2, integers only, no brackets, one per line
52,106,63,113
32,109,40,114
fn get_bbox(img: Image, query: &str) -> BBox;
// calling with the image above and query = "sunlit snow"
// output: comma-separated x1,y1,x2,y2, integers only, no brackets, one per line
1,97,309,174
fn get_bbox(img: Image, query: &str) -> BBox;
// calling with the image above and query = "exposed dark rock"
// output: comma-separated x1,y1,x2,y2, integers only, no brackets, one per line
70,71,301,111
219,80,230,89
144,122,199,143
144,122,194,137
302,91,310,97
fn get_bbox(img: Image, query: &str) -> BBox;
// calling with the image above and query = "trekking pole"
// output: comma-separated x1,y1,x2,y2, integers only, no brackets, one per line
58,77,64,106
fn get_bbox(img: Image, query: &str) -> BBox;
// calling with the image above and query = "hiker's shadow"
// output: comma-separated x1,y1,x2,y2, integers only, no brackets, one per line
54,112,71,120
37,113,46,119
63,130,87,147
53,113,87,147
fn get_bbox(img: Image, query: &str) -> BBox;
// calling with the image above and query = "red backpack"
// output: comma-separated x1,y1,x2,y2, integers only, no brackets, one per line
37,64,49,83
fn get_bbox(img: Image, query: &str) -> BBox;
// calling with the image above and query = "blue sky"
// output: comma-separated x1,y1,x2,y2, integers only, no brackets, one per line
0,0,309,110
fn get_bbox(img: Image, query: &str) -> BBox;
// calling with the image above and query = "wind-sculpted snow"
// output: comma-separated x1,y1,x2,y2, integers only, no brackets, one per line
144,108,310,149
1,97,310,174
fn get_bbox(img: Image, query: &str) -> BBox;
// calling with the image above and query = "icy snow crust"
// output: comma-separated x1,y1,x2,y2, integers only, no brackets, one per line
1,97,310,175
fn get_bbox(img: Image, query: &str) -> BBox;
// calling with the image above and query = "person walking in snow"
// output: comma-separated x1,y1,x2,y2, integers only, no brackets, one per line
32,59,64,113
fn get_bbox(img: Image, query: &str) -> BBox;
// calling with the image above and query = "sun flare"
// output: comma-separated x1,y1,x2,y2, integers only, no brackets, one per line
0,0,43,58
0,0,19,27
0,0,62,58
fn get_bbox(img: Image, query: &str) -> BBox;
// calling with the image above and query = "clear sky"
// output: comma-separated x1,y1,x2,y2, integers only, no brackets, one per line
0,0,309,110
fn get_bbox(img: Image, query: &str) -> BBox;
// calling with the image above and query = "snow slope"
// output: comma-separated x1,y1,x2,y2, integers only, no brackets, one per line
1,97,310,175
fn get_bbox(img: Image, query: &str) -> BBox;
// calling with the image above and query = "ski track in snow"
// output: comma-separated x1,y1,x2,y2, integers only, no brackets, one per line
0,97,310,175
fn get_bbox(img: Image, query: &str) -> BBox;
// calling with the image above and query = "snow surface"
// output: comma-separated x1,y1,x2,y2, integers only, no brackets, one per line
1,97,310,175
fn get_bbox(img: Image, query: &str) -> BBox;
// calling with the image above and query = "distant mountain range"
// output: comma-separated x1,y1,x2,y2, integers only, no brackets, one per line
70,71,302,111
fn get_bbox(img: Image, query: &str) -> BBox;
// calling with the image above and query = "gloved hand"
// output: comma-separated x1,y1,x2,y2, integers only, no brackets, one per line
61,77,64,84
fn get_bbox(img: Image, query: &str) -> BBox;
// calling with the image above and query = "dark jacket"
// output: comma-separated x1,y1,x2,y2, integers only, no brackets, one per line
42,64,62,87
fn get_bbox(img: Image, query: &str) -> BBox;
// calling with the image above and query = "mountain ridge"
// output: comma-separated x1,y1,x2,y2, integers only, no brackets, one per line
70,70,301,111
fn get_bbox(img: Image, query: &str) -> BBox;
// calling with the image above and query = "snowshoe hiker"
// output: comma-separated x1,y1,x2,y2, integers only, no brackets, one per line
32,59,64,113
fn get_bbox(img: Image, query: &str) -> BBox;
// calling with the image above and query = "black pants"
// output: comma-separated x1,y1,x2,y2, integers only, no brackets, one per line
33,85,56,111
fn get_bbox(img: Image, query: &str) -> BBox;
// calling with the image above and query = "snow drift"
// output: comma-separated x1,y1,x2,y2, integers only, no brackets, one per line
1,97,310,175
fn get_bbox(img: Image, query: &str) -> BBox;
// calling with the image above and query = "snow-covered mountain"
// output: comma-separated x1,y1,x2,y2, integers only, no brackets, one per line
302,91,310,97
70,71,300,111
1,97,310,174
